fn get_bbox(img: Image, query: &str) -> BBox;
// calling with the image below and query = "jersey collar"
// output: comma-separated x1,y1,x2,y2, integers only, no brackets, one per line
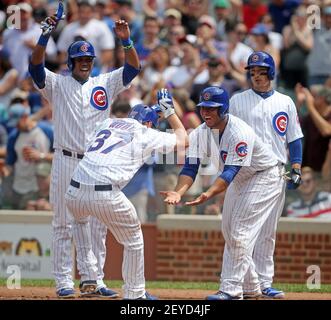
252,88,275,99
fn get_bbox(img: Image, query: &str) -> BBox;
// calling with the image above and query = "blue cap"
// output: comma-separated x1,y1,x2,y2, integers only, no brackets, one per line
250,23,270,35
7,103,30,127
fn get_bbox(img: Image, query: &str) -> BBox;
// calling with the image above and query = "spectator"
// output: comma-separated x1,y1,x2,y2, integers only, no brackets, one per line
268,0,300,34
242,0,268,32
281,5,313,89
135,15,161,67
249,23,280,71
2,2,57,80
191,55,243,104
113,0,143,44
5,104,53,210
296,84,331,172
57,0,115,71
321,140,331,192
213,0,238,41
286,167,331,219
260,13,283,51
166,24,187,66
0,49,19,118
159,8,183,43
140,45,177,94
307,5,331,86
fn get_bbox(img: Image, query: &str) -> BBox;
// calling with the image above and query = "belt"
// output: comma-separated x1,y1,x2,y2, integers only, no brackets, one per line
63,149,84,159
70,179,113,191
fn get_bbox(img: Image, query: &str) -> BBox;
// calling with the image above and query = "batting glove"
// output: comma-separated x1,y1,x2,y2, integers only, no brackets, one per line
40,1,65,36
157,88,175,118
287,168,302,189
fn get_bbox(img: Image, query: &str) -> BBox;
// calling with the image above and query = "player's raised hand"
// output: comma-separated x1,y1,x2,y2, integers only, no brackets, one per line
114,20,130,40
157,88,175,118
185,193,209,206
40,1,65,36
160,191,181,205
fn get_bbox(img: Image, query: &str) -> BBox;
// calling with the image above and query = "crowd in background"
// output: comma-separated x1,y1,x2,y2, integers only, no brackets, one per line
0,0,330,221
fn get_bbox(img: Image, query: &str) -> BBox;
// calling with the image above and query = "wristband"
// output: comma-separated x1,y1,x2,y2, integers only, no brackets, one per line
37,34,50,47
122,38,133,50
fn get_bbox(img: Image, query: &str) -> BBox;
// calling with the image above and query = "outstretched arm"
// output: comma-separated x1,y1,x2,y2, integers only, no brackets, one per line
114,19,140,85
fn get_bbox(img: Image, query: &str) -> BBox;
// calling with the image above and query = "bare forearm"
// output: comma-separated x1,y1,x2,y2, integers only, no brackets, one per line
204,177,228,199
307,104,331,137
31,44,46,65
174,175,194,196
167,114,189,150
124,46,140,69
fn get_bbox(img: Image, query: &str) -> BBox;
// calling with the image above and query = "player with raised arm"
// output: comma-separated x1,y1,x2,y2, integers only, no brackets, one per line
28,1,141,298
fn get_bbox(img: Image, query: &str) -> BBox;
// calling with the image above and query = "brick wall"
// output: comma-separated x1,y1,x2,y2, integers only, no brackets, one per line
156,215,331,284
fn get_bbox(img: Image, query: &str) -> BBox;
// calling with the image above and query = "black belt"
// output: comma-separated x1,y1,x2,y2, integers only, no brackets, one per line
70,179,112,191
63,149,84,159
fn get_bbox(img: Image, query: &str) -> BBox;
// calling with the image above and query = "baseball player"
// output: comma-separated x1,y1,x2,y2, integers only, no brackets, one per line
161,86,284,300
28,2,141,298
64,90,188,299
230,51,303,299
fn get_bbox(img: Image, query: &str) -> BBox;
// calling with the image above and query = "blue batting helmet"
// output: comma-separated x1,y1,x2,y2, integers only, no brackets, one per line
197,86,229,118
67,41,96,71
245,51,275,80
129,104,159,127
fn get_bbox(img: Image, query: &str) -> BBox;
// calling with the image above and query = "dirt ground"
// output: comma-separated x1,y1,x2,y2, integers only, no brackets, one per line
0,287,331,300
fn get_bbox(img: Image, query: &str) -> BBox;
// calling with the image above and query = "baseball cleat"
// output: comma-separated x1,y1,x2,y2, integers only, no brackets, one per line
206,291,243,300
262,287,285,299
56,288,76,298
79,280,98,297
243,291,262,299
92,287,119,298
136,292,158,300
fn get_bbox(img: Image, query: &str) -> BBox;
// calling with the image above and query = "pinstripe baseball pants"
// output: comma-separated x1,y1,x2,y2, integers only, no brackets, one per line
50,150,108,291
219,165,283,297
65,182,146,299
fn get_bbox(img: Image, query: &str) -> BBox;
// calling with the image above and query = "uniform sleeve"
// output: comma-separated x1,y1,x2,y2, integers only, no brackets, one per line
144,128,177,154
224,128,254,167
33,68,58,103
286,96,304,143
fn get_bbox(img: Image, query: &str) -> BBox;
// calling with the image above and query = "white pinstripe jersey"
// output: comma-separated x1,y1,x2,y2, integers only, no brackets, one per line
230,89,304,164
37,67,128,153
187,115,277,182
72,118,177,188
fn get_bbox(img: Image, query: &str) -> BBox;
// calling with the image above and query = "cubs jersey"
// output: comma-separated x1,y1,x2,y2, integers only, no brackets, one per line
186,114,277,182
72,118,177,188
37,67,128,152
230,89,304,164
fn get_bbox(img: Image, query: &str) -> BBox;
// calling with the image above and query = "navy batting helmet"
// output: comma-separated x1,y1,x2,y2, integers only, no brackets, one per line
129,104,159,127
245,51,275,80
197,86,229,118
67,41,96,71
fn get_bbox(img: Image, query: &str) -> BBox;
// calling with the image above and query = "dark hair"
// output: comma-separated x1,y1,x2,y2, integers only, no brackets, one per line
111,100,131,116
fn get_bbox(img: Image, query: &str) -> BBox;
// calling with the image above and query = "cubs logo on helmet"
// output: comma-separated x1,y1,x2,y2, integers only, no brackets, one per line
80,43,89,52
272,112,288,136
235,142,248,157
90,86,108,111
220,150,228,163
251,54,259,62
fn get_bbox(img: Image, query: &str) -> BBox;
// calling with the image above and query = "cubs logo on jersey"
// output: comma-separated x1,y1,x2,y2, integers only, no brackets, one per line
272,112,288,136
220,150,228,163
90,86,108,111
235,142,248,157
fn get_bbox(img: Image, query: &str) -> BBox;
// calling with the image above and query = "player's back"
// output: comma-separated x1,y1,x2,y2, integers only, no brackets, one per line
72,117,176,189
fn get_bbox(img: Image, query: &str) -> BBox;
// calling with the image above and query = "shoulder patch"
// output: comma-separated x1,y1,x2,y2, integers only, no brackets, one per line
272,111,288,136
90,86,108,111
235,142,248,157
